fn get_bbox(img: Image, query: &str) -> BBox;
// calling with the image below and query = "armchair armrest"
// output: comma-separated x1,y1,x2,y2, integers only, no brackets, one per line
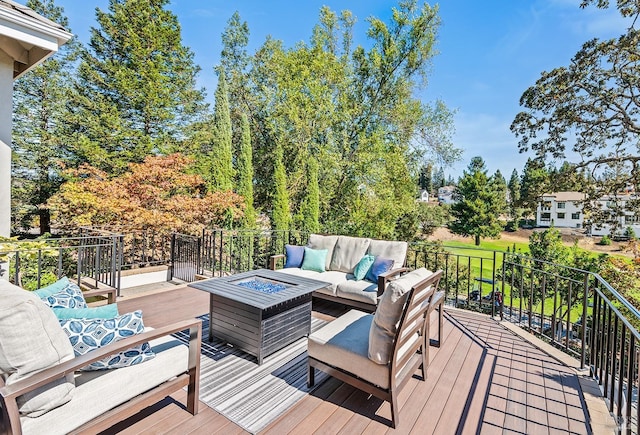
0,318,202,433
269,254,285,270
377,267,410,297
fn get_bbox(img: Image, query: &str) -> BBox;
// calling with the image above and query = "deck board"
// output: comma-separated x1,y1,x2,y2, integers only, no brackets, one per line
98,285,595,435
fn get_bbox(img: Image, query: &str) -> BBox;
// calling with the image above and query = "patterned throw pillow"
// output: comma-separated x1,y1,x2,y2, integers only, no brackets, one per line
34,277,88,309
59,310,155,371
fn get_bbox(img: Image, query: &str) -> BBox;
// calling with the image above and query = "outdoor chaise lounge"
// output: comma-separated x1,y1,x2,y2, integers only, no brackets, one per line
307,268,443,427
0,279,201,435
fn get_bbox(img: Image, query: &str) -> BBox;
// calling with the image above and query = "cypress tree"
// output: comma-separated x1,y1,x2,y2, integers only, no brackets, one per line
236,113,255,227
209,70,234,192
300,158,320,233
271,142,291,231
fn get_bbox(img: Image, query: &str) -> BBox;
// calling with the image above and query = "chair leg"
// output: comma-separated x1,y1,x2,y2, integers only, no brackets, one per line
307,364,315,388
390,394,399,428
421,321,429,381
429,302,444,347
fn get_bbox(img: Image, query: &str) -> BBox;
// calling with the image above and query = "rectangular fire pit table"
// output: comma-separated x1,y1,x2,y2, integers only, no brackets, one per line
188,269,329,364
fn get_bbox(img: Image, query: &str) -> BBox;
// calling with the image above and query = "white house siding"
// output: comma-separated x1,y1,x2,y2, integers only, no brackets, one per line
0,50,11,238
536,193,585,229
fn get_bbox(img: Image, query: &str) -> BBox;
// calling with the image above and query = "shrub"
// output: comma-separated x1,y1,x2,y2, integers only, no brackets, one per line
599,235,612,246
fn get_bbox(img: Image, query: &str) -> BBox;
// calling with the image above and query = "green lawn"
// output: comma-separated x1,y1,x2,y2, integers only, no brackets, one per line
437,238,588,322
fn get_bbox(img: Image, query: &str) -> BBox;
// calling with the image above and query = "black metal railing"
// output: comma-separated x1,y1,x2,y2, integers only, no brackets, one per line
80,226,172,270
0,234,122,293
169,229,640,431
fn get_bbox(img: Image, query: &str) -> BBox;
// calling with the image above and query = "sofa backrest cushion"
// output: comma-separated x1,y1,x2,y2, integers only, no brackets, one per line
367,239,408,270
368,268,432,365
307,234,339,270
0,279,76,417
330,236,371,273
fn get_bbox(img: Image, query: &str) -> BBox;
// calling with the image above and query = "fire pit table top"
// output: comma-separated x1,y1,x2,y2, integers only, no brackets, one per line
188,269,330,310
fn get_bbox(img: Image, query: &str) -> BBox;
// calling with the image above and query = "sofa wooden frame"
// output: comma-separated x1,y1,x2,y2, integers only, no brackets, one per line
0,318,202,435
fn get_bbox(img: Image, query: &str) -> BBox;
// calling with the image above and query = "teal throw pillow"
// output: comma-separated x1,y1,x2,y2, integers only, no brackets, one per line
59,310,155,371
52,303,119,320
32,277,70,298
353,254,375,281
34,277,88,309
301,247,328,272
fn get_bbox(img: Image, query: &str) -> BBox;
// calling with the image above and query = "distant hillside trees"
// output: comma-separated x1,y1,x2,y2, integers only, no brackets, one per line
450,157,506,245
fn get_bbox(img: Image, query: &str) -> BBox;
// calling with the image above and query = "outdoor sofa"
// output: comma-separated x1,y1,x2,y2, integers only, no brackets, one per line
270,234,409,311
0,279,201,435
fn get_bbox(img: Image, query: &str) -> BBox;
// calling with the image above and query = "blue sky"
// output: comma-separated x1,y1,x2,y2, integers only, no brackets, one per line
30,0,632,179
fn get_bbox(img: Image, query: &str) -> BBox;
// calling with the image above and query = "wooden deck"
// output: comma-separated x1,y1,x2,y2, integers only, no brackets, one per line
102,285,595,435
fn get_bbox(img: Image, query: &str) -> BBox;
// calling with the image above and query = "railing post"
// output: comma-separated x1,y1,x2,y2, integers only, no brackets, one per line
169,233,176,281
581,272,589,369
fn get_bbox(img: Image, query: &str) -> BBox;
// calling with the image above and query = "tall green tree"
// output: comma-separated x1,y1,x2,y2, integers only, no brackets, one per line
298,157,320,233
519,158,550,217
271,142,290,231
507,168,522,228
12,0,79,234
68,0,205,174
236,113,255,228
450,157,505,245
244,2,458,238
511,0,640,219
208,71,234,192
492,169,508,212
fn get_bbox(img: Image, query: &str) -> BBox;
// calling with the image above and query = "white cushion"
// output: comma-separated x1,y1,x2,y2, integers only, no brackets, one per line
368,268,432,364
20,335,188,435
329,236,371,273
308,310,389,389
0,279,75,417
336,279,378,305
307,234,339,270
367,239,408,270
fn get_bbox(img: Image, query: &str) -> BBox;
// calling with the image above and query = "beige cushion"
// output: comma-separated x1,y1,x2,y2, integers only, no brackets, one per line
0,279,75,417
307,234,339,270
368,268,432,364
329,236,371,273
336,279,378,305
308,310,389,389
367,239,408,270
20,335,188,435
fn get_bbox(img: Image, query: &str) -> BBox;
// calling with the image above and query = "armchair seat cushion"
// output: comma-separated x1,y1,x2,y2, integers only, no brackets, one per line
307,310,389,389
20,335,188,435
